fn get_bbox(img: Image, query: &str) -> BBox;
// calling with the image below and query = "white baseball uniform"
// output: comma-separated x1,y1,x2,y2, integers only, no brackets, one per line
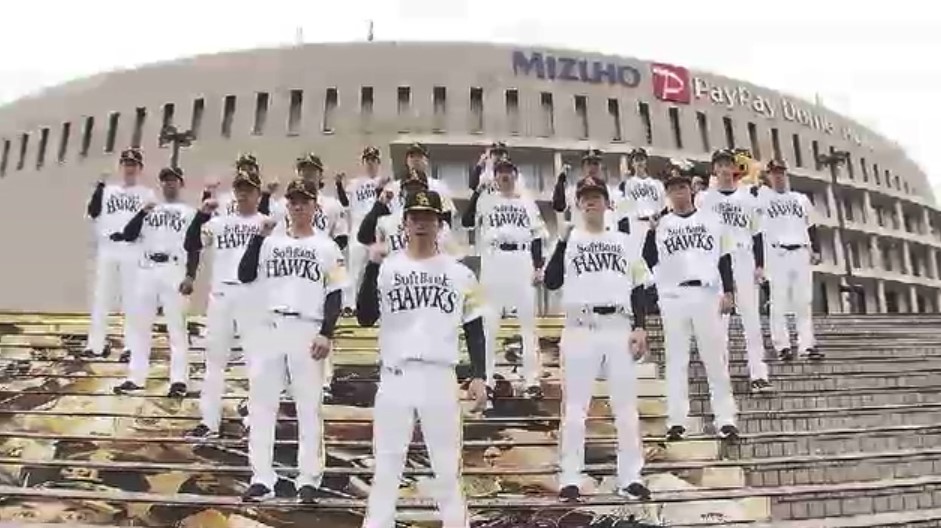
123,202,195,387
471,191,547,389
360,252,483,528
758,189,817,353
646,209,738,431
86,182,156,355
618,175,666,247
696,187,769,382
545,228,648,490
344,175,385,309
242,232,348,490
194,210,268,432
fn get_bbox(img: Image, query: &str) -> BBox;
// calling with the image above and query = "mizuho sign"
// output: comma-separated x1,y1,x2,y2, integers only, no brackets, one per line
512,50,642,88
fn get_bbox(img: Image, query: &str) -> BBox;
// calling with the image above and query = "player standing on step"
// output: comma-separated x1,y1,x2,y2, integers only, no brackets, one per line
619,148,666,245
113,167,194,398
356,189,488,528
552,149,625,231
83,147,156,359
759,159,823,361
384,143,457,223
644,174,739,442
544,176,652,502
182,169,269,440
695,150,772,393
236,178,347,504
462,158,547,401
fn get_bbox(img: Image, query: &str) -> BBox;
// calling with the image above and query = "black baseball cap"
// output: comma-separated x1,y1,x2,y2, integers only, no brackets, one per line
362,146,381,160
581,148,604,164
665,174,692,189
285,178,318,200
401,171,430,192
766,159,789,172
629,147,648,161
711,149,736,164
404,189,443,214
233,169,262,189
490,141,508,156
119,148,143,166
158,166,184,182
405,142,429,158
296,153,324,171
575,176,609,200
493,158,517,173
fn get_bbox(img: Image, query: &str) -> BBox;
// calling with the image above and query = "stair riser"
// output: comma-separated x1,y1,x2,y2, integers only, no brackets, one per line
772,484,941,520
694,373,941,394
684,361,941,379
729,431,941,459
692,390,941,414
737,409,941,434
746,454,941,488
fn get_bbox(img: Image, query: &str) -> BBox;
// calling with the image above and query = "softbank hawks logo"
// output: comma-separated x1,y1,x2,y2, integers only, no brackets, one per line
627,182,660,202
713,202,749,229
662,224,715,255
215,223,260,250
387,271,458,314
146,209,186,232
571,242,628,276
355,182,378,203
766,198,805,219
264,246,323,282
105,193,143,215
486,204,531,229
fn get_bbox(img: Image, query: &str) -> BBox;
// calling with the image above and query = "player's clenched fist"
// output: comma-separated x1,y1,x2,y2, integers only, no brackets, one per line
265,181,280,194
142,201,157,213
178,277,195,296
200,198,219,215
467,378,488,412
719,292,735,314
630,328,648,361
310,335,332,360
204,178,221,193
367,243,388,264
260,218,278,237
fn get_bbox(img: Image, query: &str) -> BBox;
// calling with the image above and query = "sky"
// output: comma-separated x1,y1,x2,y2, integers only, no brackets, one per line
1,0,939,196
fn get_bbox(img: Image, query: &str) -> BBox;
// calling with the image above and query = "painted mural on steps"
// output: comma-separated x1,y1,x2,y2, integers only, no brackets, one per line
0,319,753,527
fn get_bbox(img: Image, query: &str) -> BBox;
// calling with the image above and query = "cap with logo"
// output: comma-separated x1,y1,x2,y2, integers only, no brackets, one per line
235,153,259,172
233,169,262,189
158,166,184,182
629,147,648,161
665,174,693,189
401,169,430,192
766,159,789,172
362,146,381,160
296,153,324,171
405,142,429,158
119,148,144,166
285,178,319,200
404,189,443,214
493,158,517,173
711,148,736,164
490,141,509,156
575,176,609,200
581,148,604,163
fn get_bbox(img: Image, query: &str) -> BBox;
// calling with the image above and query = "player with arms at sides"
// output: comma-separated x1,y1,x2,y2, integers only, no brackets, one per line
236,178,347,503
695,149,772,393
113,166,194,398
356,189,487,528
543,176,652,502
182,169,269,440
83,147,156,359
462,158,547,400
335,146,392,315
643,174,739,442
552,149,626,232
385,143,457,223
759,159,823,361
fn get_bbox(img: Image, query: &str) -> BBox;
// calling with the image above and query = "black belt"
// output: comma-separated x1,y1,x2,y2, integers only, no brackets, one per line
679,280,703,287
637,216,653,222
274,309,301,317
148,253,174,263
591,305,619,315
774,244,805,251
497,242,528,251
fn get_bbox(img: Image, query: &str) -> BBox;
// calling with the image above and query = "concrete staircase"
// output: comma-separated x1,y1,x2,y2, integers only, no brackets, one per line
0,312,939,527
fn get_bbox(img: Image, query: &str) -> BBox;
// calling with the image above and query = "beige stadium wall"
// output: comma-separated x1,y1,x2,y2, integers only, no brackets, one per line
0,41,939,313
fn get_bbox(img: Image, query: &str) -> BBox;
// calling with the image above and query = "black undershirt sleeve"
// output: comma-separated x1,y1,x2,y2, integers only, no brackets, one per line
357,201,391,245
461,190,482,228
184,211,211,253
122,210,147,242
468,165,484,191
808,226,821,253
551,172,568,212
630,285,647,330
719,254,734,293
462,317,486,380
356,261,382,327
201,189,212,202
752,233,765,268
642,229,659,269
544,240,567,290
319,290,342,338
336,181,350,207
258,192,272,216
617,217,631,234
185,250,200,279
334,235,349,250
238,235,265,283
441,210,453,227
530,238,544,269
87,183,104,218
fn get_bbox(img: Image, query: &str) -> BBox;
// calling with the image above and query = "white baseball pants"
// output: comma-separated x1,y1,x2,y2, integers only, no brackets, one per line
558,322,643,489
345,239,369,311
249,315,325,489
363,362,468,528
480,250,540,388
660,288,738,429
200,283,264,432
125,258,189,386
87,245,139,354
767,245,816,352
721,248,769,381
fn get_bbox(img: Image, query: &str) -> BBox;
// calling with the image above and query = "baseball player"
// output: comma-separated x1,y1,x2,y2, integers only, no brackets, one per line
202,154,269,217
759,159,822,361
618,148,666,241
336,146,391,314
695,150,772,392
461,158,546,399
643,174,739,442
385,143,457,223
356,188,488,528
83,147,155,359
543,176,652,502
182,169,268,440
551,149,625,232
236,178,347,503
468,142,509,192
113,166,194,398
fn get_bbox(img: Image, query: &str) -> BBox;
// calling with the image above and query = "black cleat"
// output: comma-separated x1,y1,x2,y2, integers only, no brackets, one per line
617,481,651,501
778,348,795,361
296,484,319,504
665,425,686,442
750,378,773,393
237,398,249,417
524,385,544,400
167,382,187,399
113,381,144,395
806,348,825,361
184,423,219,440
241,483,274,502
559,485,580,502
118,350,131,363
341,307,355,318
718,424,740,441
80,348,110,359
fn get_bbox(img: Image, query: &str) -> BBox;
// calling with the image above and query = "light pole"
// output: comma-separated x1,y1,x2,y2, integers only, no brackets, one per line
816,150,864,313
159,125,195,169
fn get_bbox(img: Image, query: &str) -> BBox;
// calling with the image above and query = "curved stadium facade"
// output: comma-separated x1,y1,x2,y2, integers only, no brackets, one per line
0,41,938,314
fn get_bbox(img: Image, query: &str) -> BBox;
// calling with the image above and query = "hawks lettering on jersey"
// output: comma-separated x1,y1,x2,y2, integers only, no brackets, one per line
485,204,532,229
571,241,629,275
387,270,459,314
765,197,806,219
661,224,716,255
145,208,188,232
625,182,659,202
265,246,324,282
386,223,409,253
713,201,750,229
355,182,379,203
105,193,144,215
216,223,261,250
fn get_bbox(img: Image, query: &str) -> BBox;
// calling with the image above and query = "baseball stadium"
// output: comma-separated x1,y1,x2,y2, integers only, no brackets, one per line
0,41,939,527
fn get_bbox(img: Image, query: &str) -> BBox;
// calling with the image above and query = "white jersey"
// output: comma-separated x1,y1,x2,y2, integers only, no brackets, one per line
758,190,814,247
93,184,156,242
695,187,761,251
377,211,462,258
271,195,349,241
201,212,268,289
136,202,195,258
475,192,547,248
346,175,386,227
375,253,484,366
476,161,534,199
560,229,649,308
652,209,731,295
564,182,621,230
619,176,666,219
254,233,348,320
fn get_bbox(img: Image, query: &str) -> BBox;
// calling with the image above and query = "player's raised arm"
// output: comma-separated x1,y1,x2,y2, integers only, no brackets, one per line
121,206,150,242
642,228,659,269
356,196,392,246
355,247,385,327
544,224,573,291
461,186,483,228
86,180,105,219
319,243,347,340
551,168,568,212
331,205,350,250
335,172,350,207
237,235,266,283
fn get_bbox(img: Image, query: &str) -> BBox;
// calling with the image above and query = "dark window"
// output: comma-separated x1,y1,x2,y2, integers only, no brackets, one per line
287,90,303,135
844,198,854,221
80,117,94,158
16,133,28,170
470,87,484,133
0,139,10,176
608,99,622,141
36,127,49,169
904,181,910,194
669,107,683,149
360,86,374,131
397,86,411,116
845,153,855,179
105,112,119,153
57,122,71,163
323,88,338,133
131,107,146,148
252,92,269,135
540,92,554,136
770,127,781,161
860,157,868,182
506,89,520,135
638,102,653,144
574,95,589,138
160,103,175,146
811,140,821,169
433,86,446,133
221,96,236,138
191,98,205,139
747,122,760,159
874,164,881,184
893,173,899,189
697,111,710,152
723,116,735,148
791,133,803,167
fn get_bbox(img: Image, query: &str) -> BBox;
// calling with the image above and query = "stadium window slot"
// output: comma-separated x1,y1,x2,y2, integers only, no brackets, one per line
669,107,683,150
574,95,589,139
608,99,622,142
791,133,803,167
322,87,338,134
159,103,175,146
360,86,374,132
0,139,10,176
287,90,303,136
722,116,735,148
873,164,880,184
506,89,520,136
885,170,892,187
131,107,146,148
252,92,269,136
397,86,411,132
80,116,94,158
638,101,653,145
747,122,760,159
860,157,868,182
696,111,710,152
770,127,782,161
105,112,120,153
470,87,484,133
190,98,205,139
57,122,71,163
433,86,447,133
903,180,909,194
221,95,237,138
16,132,29,170
811,140,821,170
540,92,554,137
36,127,49,170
